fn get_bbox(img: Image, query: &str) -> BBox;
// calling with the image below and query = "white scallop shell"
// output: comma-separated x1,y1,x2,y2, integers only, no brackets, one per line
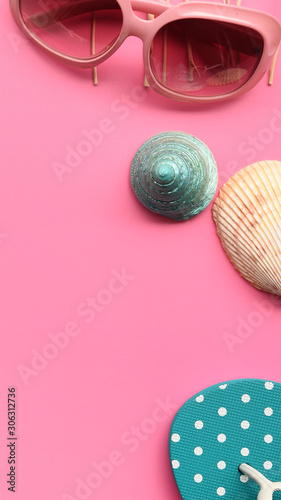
212,161,281,295
206,68,247,86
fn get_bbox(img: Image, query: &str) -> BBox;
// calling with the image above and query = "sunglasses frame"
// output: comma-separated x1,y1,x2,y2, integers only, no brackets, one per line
9,0,281,102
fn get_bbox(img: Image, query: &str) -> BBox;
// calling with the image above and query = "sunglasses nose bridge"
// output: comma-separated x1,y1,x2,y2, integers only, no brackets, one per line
125,13,154,42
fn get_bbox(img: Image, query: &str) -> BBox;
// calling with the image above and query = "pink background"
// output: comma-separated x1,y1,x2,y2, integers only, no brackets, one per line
0,1,281,499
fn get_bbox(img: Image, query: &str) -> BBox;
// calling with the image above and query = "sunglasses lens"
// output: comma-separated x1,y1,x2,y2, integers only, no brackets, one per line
20,0,123,59
150,19,263,97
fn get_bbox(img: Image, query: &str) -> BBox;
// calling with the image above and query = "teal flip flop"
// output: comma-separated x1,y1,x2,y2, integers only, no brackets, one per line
169,379,281,499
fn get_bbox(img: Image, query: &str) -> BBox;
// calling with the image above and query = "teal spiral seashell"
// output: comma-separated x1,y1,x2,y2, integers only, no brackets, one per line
130,132,218,221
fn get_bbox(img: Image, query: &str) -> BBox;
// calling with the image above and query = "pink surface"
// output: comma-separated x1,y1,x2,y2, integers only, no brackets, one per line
0,1,281,499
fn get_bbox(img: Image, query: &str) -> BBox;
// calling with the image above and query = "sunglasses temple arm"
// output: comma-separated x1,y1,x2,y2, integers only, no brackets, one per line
222,0,242,4
268,47,279,85
184,0,200,81
144,0,170,88
144,13,155,87
162,0,170,86
91,13,98,85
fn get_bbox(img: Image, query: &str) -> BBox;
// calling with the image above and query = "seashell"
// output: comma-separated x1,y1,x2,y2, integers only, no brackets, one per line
213,160,281,295
206,67,247,86
130,132,218,221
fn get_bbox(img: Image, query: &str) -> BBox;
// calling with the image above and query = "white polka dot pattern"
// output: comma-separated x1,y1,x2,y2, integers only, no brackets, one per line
240,475,249,483
264,461,272,470
217,487,225,496
194,474,203,483
169,379,280,500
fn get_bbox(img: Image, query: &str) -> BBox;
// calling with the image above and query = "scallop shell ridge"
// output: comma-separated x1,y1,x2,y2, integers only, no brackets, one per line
213,160,281,295
130,132,218,221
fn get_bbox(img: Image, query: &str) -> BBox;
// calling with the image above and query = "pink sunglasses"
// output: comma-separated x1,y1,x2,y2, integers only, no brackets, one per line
10,0,281,102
